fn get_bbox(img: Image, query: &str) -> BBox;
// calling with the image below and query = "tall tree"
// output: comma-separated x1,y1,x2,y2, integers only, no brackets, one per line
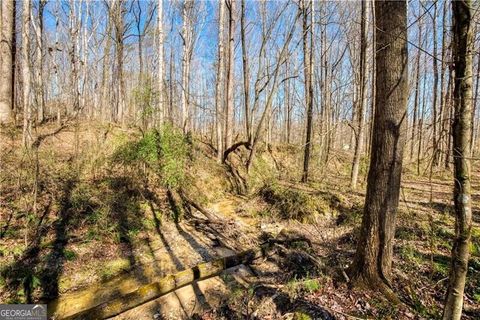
157,0,164,126
22,0,32,147
0,0,15,124
101,2,112,121
240,0,251,143
410,18,423,161
349,0,408,297
181,0,194,133
224,0,235,153
442,1,474,318
111,0,126,124
431,2,440,167
301,0,314,183
350,0,367,189
215,0,226,162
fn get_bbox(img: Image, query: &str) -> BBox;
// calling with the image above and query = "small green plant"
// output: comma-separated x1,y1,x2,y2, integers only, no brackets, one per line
285,275,321,300
112,125,188,189
294,312,312,320
303,278,320,293
63,249,77,261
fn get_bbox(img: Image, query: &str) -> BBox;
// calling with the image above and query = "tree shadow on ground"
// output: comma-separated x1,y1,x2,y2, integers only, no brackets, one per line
1,177,76,303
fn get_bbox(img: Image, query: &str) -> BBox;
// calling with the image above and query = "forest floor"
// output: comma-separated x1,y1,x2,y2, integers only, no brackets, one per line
0,122,479,319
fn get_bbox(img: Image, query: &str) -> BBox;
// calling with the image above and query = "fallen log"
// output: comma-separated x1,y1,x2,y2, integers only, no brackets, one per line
50,248,264,319
48,236,313,320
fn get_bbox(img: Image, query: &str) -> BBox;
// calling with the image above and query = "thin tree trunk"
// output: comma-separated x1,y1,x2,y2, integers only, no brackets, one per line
101,5,112,122
438,2,448,164
301,0,314,183
181,0,193,133
410,21,423,160
350,0,367,189
215,0,226,162
470,35,479,154
0,0,15,124
224,0,235,153
22,0,32,148
240,0,250,143
113,1,126,124
431,2,440,167
157,0,164,127
418,52,428,175
442,1,474,318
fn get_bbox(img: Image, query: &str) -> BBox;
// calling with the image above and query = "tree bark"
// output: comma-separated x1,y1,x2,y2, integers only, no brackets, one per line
431,2,440,167
0,0,15,124
157,0,164,127
33,0,46,124
350,0,367,189
410,19,422,161
224,0,235,154
349,0,408,298
181,0,193,133
101,3,112,122
215,0,226,162
442,1,474,318
112,1,126,124
240,0,251,143
22,0,32,148
301,0,314,183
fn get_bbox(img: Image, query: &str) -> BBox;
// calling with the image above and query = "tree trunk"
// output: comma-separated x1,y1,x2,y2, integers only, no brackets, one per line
224,0,235,153
349,0,408,298
431,2,440,167
442,1,474,318
22,0,32,148
33,0,46,124
301,0,314,183
157,0,164,127
215,0,226,162
240,0,250,143
113,1,126,124
101,4,112,122
0,0,15,124
410,20,423,160
181,0,193,133
418,51,428,175
470,35,479,154
438,2,448,164
350,0,367,189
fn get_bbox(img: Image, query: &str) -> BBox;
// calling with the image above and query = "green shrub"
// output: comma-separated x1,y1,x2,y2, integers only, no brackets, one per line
112,125,188,189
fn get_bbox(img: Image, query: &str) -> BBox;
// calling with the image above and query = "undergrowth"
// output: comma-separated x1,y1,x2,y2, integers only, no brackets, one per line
259,182,327,222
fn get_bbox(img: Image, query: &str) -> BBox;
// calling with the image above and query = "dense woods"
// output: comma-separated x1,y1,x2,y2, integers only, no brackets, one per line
0,0,479,319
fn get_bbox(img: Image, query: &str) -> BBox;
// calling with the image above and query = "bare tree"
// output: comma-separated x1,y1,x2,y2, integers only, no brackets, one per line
22,0,32,147
442,1,474,318
240,0,250,143
181,0,194,133
349,0,408,298
215,0,226,162
224,0,235,152
101,1,112,122
301,0,314,183
350,0,367,189
0,0,15,124
111,0,127,124
157,0,164,126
